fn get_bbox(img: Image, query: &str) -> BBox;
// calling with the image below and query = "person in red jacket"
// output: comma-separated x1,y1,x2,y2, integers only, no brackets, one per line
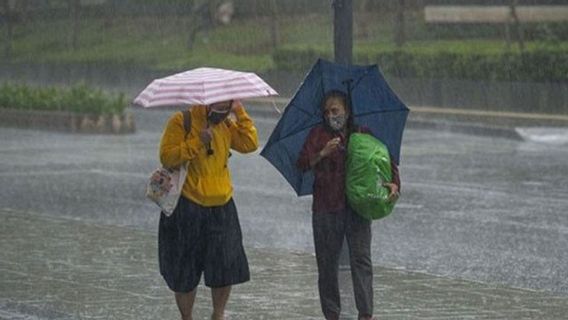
297,90,400,320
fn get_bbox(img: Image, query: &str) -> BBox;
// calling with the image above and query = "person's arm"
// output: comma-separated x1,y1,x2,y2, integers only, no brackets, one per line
297,128,341,171
228,102,259,154
159,111,204,168
390,160,401,191
383,159,401,201
297,128,320,171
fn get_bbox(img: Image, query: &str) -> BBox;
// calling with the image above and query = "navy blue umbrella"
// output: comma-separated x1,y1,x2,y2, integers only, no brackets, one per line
260,59,409,196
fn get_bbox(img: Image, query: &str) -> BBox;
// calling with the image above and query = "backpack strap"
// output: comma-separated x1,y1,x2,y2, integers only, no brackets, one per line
182,110,192,139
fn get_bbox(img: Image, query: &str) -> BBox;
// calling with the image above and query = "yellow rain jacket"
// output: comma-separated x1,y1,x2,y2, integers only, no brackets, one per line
159,103,258,207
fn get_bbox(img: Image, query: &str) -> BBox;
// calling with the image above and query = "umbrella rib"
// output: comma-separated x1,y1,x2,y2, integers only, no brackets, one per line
276,122,322,142
272,105,323,140
133,68,277,108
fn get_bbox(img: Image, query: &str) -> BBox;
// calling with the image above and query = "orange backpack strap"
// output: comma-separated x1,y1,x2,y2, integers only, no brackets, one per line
182,110,192,139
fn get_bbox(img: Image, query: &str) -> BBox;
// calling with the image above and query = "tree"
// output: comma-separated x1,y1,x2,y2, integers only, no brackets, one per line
509,0,525,51
15,0,29,24
187,0,222,50
269,0,280,50
68,0,80,50
394,0,406,47
1,0,12,59
104,0,115,29
333,0,353,65
355,0,371,40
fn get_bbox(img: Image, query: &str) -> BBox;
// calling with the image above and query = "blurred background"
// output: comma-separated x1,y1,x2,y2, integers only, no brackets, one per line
1,2,568,318
1,0,567,114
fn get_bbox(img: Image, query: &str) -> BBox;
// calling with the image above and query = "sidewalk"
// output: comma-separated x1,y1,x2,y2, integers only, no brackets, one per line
2,209,568,320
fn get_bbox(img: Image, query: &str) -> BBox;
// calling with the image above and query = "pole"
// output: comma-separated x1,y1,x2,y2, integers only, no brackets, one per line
333,2,357,317
333,0,353,271
333,0,353,65
3,0,12,59
394,0,406,47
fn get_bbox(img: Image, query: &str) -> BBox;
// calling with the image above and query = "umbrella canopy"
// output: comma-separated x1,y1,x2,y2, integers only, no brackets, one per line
260,59,409,196
133,67,278,108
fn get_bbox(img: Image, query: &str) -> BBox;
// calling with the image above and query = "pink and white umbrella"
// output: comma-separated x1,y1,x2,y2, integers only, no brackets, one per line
133,67,278,108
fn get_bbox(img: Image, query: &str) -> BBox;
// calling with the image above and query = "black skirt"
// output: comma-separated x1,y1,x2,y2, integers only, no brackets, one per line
158,196,250,292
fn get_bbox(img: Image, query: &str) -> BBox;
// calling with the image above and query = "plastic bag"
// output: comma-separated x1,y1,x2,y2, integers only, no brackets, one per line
145,164,187,216
346,133,396,221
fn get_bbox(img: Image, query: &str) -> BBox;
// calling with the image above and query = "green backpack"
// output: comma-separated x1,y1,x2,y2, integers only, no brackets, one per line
346,133,397,221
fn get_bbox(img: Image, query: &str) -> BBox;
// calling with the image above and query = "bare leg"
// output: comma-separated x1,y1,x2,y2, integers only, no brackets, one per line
175,289,197,320
211,286,232,320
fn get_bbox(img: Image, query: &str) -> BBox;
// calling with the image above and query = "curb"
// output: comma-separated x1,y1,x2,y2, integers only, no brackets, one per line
0,108,136,134
406,118,523,140
244,98,568,140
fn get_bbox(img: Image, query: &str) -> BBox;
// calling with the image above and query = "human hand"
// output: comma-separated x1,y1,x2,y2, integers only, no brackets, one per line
231,100,244,113
383,182,400,202
320,137,342,158
199,128,212,145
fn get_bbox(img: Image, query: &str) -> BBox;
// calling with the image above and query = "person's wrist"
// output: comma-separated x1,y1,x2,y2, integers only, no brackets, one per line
232,104,244,112
232,103,245,117
393,187,400,197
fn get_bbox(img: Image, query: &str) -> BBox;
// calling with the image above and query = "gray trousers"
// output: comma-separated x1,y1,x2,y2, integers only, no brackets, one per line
312,206,373,320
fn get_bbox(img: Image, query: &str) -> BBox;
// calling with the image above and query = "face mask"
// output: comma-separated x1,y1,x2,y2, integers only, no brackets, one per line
327,114,346,131
208,109,230,125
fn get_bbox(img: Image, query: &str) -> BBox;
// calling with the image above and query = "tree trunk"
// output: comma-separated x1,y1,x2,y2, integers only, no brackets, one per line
356,0,371,39
394,0,406,47
187,24,200,50
509,0,524,51
2,0,12,59
104,0,115,29
269,0,280,49
504,22,511,50
207,0,221,27
16,0,29,24
188,1,206,50
187,0,222,50
68,0,80,50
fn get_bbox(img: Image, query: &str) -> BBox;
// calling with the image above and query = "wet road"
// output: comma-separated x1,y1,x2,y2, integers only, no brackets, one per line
1,106,567,294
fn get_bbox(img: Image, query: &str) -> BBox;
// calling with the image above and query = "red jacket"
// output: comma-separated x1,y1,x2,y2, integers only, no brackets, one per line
297,125,400,214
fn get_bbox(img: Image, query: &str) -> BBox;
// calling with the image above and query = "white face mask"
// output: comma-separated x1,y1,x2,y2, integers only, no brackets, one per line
327,114,346,131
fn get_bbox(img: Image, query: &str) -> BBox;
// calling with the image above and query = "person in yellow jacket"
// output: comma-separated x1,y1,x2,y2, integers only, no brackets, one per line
157,100,258,320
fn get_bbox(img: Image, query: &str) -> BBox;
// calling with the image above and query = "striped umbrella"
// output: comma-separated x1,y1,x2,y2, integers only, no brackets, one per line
133,67,278,108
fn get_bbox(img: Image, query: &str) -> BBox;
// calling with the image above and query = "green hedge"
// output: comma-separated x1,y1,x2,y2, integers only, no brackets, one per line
273,44,568,82
0,84,127,115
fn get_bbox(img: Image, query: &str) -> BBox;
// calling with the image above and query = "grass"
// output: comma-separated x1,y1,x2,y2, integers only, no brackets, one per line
5,13,568,73
8,16,274,71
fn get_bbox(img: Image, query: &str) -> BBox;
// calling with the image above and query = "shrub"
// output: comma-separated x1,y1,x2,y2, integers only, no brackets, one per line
0,84,127,115
273,43,568,82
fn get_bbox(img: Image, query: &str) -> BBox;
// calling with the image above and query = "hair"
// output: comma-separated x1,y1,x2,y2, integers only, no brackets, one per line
321,90,347,111
321,90,356,135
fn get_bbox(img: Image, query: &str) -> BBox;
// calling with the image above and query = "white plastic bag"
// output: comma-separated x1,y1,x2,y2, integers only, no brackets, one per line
145,164,188,216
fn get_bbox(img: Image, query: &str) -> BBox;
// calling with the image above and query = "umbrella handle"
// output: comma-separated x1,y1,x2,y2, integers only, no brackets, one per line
271,99,282,115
